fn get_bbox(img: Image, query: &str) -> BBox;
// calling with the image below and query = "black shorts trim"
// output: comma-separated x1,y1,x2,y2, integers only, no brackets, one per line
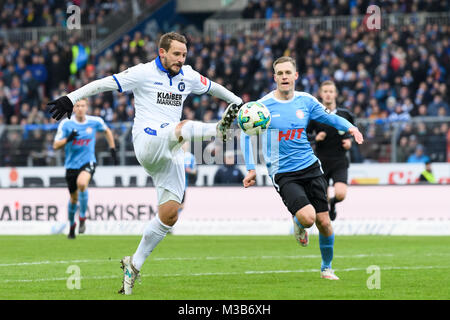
65,162,96,194
274,162,329,215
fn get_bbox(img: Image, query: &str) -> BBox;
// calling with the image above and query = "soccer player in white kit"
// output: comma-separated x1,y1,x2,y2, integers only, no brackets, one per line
48,32,243,295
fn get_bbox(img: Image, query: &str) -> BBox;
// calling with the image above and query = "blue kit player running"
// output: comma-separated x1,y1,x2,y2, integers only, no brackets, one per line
241,57,364,280
53,98,117,239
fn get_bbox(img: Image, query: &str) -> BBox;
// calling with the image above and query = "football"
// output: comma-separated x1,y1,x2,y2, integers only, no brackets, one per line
237,101,271,136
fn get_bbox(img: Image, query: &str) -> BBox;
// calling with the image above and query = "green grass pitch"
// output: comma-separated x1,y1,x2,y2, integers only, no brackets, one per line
0,235,449,300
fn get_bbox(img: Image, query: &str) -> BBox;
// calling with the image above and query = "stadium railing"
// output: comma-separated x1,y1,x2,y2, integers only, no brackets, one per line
203,12,450,38
0,25,97,49
0,118,448,166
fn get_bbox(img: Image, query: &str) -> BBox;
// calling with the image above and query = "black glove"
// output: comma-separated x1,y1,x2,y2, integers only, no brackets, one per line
48,96,74,120
110,148,118,165
66,129,79,142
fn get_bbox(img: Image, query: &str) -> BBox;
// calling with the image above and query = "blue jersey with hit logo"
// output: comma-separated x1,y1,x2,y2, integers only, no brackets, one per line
240,91,354,177
54,116,107,169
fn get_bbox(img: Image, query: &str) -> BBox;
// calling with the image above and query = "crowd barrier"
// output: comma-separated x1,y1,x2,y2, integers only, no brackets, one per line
0,185,448,235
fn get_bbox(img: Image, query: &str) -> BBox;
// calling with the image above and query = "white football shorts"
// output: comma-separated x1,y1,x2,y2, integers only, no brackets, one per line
133,121,185,205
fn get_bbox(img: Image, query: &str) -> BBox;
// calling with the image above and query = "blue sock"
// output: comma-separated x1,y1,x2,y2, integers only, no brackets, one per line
78,190,88,219
293,216,305,229
68,201,78,226
319,233,335,271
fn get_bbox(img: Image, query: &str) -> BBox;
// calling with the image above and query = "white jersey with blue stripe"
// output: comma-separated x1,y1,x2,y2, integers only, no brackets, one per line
240,91,354,177
54,115,107,169
112,57,212,136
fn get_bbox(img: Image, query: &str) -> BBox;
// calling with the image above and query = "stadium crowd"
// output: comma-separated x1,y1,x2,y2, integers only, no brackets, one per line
241,0,450,19
0,1,449,166
0,0,128,29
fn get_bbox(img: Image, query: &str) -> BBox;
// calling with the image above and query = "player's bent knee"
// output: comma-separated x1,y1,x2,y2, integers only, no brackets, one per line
295,205,316,228
315,212,332,230
334,183,347,201
77,184,88,192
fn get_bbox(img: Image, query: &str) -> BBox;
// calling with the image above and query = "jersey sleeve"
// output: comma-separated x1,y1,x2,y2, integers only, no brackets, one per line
240,132,256,171
95,117,108,132
184,65,211,95
306,94,354,132
54,120,69,141
112,63,146,92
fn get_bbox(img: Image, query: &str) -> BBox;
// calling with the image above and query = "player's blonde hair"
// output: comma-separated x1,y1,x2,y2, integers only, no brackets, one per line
75,98,89,105
319,80,338,93
273,56,297,71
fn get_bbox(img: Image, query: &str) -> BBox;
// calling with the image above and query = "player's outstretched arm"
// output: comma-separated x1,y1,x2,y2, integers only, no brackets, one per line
208,81,243,106
48,76,119,120
243,169,256,188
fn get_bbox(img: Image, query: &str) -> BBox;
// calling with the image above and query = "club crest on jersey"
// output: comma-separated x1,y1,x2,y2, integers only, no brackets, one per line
296,110,304,119
86,127,93,134
178,81,185,92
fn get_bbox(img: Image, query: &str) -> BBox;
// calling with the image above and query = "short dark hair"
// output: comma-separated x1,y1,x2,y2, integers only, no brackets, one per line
158,32,187,52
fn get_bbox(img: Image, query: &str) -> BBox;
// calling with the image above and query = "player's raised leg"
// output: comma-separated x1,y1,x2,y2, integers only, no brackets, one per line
216,102,242,141
293,204,315,247
174,102,242,144
315,211,339,280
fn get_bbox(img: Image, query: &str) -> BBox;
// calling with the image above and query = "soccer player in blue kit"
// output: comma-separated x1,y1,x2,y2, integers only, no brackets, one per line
53,98,117,239
241,57,363,280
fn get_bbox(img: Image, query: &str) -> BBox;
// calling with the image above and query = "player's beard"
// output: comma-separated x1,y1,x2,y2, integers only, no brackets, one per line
163,57,182,76
168,65,181,76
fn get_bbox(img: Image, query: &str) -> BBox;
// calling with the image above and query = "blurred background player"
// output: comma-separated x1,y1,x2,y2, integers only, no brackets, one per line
53,98,117,239
241,57,363,280
214,150,245,185
48,32,243,294
307,80,356,221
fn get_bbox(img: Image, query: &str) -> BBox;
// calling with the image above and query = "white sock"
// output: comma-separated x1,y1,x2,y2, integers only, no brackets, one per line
132,215,172,270
180,121,217,142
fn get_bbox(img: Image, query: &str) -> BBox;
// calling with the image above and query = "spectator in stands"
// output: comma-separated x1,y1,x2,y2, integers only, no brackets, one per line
428,95,449,116
396,136,410,163
1,3,449,166
213,150,245,185
407,144,431,163
426,125,448,162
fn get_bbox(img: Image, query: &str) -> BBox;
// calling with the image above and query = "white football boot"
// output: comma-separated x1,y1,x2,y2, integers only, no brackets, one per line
118,256,140,295
216,102,242,141
320,268,340,280
293,218,309,247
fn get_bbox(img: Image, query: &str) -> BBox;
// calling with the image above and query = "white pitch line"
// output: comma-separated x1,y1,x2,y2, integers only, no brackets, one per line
2,265,449,284
0,253,397,267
